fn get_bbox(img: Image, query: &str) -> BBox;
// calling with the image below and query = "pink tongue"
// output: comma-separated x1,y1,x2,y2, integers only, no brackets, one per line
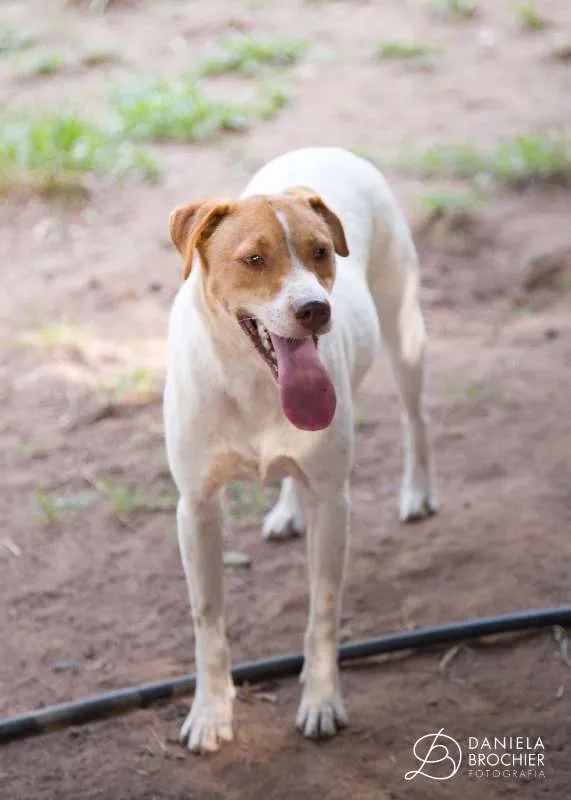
270,335,336,431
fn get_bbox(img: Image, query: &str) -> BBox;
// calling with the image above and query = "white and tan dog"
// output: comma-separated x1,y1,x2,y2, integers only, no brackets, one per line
164,147,437,753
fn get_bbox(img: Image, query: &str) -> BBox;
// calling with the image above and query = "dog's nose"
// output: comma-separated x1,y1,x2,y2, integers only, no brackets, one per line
294,299,331,334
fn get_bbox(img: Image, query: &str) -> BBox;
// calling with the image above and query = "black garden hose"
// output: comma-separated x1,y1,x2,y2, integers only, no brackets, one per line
1,605,570,745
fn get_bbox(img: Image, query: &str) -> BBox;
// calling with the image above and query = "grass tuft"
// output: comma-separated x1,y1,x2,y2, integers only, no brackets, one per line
111,73,287,142
514,3,549,32
226,481,279,523
93,478,177,523
100,366,157,403
0,28,35,55
429,0,478,20
402,133,571,187
81,49,120,67
376,40,443,60
416,186,489,214
34,490,97,525
111,75,250,140
0,112,159,192
199,34,307,76
25,51,63,77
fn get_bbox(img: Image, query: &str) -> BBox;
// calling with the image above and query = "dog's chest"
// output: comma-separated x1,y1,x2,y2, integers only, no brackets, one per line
204,450,307,497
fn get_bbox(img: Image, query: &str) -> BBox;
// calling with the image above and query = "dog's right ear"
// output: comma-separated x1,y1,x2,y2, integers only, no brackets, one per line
169,199,234,280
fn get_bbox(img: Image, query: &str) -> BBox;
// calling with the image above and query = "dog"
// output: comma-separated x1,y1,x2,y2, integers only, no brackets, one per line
164,146,437,753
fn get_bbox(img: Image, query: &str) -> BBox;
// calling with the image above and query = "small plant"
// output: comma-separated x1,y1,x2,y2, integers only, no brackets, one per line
199,34,307,77
416,187,488,214
514,3,548,32
94,479,148,522
354,411,376,432
0,28,35,55
430,0,478,20
111,73,288,142
256,81,289,119
101,366,157,403
402,133,571,187
25,52,63,77
376,40,442,60
93,477,177,523
0,112,158,194
20,320,86,348
442,376,503,403
34,490,97,524
81,49,119,67
111,74,250,141
226,481,279,522
68,0,115,11
35,491,63,525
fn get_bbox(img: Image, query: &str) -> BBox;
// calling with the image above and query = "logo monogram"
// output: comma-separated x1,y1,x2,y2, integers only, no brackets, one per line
405,728,463,781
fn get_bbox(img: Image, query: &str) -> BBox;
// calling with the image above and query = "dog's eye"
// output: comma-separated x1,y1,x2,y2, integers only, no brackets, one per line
314,246,329,261
244,254,265,268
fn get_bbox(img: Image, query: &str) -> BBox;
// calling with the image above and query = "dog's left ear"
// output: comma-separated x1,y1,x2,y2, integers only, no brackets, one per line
169,199,234,280
284,186,349,258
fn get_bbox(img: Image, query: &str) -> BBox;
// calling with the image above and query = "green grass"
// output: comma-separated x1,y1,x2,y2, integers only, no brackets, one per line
416,186,489,215
0,112,159,194
376,40,443,60
514,3,548,32
226,481,279,523
402,133,571,187
111,73,288,142
18,320,86,348
68,0,115,11
199,34,307,76
0,28,35,55
92,478,177,523
442,376,503,404
256,81,289,119
25,51,63,77
354,411,377,432
100,366,157,402
81,49,120,67
430,0,478,19
34,490,97,524
96,480,148,519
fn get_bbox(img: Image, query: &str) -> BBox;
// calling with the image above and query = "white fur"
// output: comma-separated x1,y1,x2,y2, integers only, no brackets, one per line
164,147,437,753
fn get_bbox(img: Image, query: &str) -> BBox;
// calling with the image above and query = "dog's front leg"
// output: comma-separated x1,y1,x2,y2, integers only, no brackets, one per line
296,481,350,739
177,494,235,753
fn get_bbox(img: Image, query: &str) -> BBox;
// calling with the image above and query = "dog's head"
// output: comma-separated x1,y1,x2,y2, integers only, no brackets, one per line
169,188,349,432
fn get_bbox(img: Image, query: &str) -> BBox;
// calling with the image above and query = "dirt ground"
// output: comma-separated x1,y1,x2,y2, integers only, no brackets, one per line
1,0,570,798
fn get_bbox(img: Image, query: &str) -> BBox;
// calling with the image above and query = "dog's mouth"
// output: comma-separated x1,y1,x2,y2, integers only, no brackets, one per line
237,314,336,431
238,315,280,380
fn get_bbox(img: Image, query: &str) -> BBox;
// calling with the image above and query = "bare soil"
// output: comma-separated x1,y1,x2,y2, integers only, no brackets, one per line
1,1,570,798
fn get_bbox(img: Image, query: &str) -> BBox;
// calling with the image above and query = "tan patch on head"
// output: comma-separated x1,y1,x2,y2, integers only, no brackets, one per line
202,196,293,314
281,186,349,259
169,199,235,280
168,189,347,317
269,195,340,291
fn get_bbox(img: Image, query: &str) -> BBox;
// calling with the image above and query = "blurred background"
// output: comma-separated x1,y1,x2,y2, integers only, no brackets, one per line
1,1,570,798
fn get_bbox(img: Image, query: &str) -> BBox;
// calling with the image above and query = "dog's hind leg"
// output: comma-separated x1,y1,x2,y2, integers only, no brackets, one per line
262,477,306,540
370,230,438,522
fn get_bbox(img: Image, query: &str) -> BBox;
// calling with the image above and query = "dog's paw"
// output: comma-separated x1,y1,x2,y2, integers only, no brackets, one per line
262,501,305,541
295,683,348,739
180,696,234,754
399,483,438,523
